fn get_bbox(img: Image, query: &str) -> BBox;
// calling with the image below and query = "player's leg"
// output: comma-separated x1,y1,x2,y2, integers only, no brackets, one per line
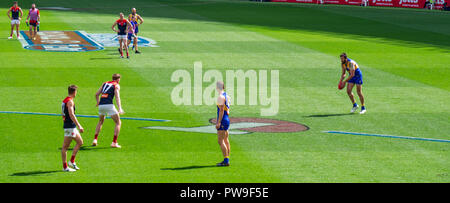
224,130,230,157
33,25,37,40
134,35,140,53
61,136,75,171
110,113,122,148
29,25,33,39
217,130,230,166
356,84,366,114
118,38,124,58
347,82,358,113
92,115,105,146
69,133,83,170
9,23,14,38
124,38,129,58
15,23,20,38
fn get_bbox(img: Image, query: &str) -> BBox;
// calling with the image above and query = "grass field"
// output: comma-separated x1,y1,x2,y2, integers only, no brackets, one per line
0,0,449,183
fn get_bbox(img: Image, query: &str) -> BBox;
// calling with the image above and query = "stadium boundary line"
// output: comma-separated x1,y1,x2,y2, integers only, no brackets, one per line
324,131,450,143
0,111,170,122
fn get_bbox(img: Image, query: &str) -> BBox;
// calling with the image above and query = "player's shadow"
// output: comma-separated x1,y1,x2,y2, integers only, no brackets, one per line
57,146,111,151
10,170,62,176
304,113,353,118
90,57,121,60
161,165,217,171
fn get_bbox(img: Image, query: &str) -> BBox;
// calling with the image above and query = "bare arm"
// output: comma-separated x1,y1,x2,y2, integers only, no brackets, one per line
67,100,84,133
95,85,103,107
19,8,23,19
340,63,346,81
344,68,355,83
216,95,225,129
138,14,144,25
7,9,11,20
112,21,118,32
115,85,124,114
26,10,30,21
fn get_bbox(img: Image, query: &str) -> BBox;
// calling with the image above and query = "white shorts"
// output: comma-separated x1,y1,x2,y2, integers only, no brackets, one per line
98,104,118,116
11,19,20,25
117,35,127,41
64,128,79,138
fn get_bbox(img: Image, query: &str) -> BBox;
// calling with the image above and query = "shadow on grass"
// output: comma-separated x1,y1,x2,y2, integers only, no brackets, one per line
90,57,121,60
161,165,217,171
57,146,112,151
304,113,353,118
10,170,62,176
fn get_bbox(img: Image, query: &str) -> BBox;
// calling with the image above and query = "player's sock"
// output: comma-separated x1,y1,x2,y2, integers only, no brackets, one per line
361,106,366,110
353,103,358,107
224,156,229,163
94,133,99,140
63,162,68,169
113,135,118,143
70,155,76,163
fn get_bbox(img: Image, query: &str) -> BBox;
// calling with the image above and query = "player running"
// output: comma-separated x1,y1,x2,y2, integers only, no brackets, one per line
128,8,144,54
112,13,134,59
61,85,84,172
339,53,366,114
25,3,39,40
92,74,124,148
215,81,231,167
7,1,23,39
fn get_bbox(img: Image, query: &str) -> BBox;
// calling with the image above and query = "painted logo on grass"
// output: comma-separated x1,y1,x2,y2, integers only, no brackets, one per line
143,118,308,135
19,31,103,52
87,33,158,48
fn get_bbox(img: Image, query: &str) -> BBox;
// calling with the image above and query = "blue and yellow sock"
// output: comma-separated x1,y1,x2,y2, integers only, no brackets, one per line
353,103,358,107
224,156,229,163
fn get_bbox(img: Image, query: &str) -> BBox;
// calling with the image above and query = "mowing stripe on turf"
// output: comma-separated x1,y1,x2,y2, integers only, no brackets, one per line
324,131,450,143
0,111,170,122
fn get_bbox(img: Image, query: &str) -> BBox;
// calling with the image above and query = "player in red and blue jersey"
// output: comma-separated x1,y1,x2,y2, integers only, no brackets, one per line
93,74,124,148
215,81,231,166
7,1,23,39
112,13,134,59
128,8,144,54
61,85,84,172
340,53,366,114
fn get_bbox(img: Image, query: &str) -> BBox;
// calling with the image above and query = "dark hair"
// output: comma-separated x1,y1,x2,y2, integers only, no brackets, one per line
340,53,347,59
112,73,121,81
13,1,18,5
68,85,78,94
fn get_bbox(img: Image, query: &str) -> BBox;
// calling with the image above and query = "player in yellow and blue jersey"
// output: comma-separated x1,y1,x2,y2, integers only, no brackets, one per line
128,8,144,54
215,81,231,166
340,53,366,114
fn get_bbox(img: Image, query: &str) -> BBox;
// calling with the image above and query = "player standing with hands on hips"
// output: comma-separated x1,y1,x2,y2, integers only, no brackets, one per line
92,74,124,148
216,81,231,167
61,85,84,172
7,1,23,39
112,13,134,59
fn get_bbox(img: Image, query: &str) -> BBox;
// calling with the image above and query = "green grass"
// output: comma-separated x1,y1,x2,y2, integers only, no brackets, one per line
0,0,449,182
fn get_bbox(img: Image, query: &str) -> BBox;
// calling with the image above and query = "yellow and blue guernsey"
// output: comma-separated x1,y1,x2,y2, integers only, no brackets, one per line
344,58,363,85
217,92,230,131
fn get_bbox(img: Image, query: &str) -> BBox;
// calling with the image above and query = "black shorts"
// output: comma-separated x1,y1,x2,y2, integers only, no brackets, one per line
29,20,37,27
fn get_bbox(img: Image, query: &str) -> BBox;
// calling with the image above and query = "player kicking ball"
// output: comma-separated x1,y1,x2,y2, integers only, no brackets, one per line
339,53,366,114
112,13,134,59
92,74,124,148
215,81,231,167
61,85,84,172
